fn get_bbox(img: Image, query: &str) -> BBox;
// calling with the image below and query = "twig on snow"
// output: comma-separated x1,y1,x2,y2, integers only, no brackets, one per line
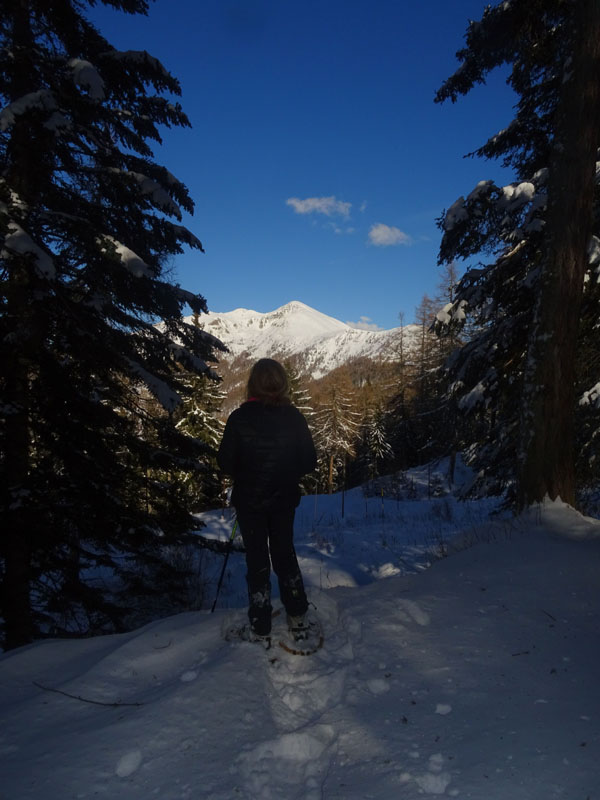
33,681,144,707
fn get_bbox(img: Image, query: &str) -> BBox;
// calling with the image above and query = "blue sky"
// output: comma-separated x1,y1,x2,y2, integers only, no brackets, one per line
89,0,516,330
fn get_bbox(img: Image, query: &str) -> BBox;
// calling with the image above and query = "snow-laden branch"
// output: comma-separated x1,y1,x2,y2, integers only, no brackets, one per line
458,380,491,411
102,49,173,82
1,221,56,279
498,181,535,211
126,359,180,412
442,196,468,231
68,59,105,101
443,177,546,238
0,89,57,132
108,168,182,219
587,235,600,268
436,299,468,325
579,383,600,409
169,224,204,252
98,235,152,278
168,343,209,373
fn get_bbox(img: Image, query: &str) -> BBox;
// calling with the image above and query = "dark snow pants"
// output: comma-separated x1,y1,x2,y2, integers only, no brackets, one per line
235,507,308,636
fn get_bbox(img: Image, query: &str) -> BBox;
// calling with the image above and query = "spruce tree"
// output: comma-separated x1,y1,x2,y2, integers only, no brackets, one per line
0,1,223,647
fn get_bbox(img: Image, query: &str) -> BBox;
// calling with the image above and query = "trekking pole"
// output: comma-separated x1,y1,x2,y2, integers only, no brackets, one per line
211,518,238,613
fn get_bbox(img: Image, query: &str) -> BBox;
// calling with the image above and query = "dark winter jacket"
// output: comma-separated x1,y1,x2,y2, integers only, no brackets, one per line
217,400,317,512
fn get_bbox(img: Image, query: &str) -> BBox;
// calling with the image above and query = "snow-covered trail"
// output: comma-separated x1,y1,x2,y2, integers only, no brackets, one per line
1,506,600,799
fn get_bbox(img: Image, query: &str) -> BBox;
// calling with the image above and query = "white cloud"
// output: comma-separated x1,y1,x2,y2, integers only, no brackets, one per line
327,222,355,235
346,316,384,331
286,195,352,218
368,223,411,247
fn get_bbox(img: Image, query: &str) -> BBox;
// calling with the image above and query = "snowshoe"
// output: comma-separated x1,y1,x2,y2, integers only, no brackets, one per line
279,613,323,656
224,622,272,650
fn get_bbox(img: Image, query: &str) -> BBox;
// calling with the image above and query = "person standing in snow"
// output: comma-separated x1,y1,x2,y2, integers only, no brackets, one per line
217,358,317,643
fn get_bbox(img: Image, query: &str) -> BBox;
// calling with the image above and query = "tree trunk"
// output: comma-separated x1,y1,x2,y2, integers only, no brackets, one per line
2,254,37,648
518,0,600,508
2,2,38,647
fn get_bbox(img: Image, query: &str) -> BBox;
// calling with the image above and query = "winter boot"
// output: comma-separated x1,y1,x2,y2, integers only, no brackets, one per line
287,613,310,642
233,623,272,649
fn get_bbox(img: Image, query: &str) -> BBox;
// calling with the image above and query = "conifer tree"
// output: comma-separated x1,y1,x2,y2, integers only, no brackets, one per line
388,295,448,469
284,360,314,421
358,403,393,481
413,294,440,410
386,312,416,470
174,371,225,512
284,360,317,495
434,0,600,506
314,386,360,494
0,0,223,647
575,275,600,489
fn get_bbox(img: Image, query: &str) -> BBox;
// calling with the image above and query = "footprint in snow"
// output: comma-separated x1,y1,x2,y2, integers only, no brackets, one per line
237,725,335,800
367,677,391,695
397,598,430,626
115,749,143,778
269,667,347,730
414,753,453,796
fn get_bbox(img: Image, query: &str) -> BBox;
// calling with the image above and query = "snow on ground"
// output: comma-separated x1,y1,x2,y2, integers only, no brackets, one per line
1,468,600,799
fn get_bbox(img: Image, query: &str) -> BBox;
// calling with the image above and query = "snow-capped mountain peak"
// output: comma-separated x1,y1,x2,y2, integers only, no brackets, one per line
194,300,415,378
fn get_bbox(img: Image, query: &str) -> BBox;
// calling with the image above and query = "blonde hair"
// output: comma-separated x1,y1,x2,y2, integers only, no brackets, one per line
247,358,292,405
